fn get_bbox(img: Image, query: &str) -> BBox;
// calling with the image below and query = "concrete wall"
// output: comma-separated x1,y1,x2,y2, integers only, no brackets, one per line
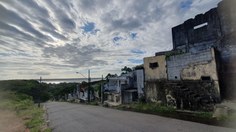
145,81,163,103
145,80,220,110
107,93,121,104
144,55,167,80
181,48,218,81
171,0,236,99
217,0,236,36
180,49,220,97
167,49,214,80
134,69,144,97
172,8,222,52
123,92,132,104
217,0,236,99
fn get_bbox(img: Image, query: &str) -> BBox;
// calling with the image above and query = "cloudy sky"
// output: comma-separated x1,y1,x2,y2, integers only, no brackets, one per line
0,0,221,80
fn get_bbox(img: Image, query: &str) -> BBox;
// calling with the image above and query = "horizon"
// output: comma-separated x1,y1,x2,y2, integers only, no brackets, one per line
0,77,102,81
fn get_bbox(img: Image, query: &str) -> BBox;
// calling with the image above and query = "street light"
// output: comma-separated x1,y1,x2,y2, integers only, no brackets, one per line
76,70,91,102
76,72,87,78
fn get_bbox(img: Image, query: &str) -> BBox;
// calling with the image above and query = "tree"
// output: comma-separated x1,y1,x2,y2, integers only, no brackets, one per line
133,64,144,70
121,66,132,74
105,73,118,81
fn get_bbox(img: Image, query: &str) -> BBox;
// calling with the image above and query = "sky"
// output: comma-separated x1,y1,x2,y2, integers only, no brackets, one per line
0,0,221,80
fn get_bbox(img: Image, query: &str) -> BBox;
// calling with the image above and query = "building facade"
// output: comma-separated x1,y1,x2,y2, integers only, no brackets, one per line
104,69,144,105
143,0,236,110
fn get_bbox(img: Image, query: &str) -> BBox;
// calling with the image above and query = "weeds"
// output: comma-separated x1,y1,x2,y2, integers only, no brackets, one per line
0,91,51,132
117,103,176,115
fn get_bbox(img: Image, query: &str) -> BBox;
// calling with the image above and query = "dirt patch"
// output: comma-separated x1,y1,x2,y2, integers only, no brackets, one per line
0,109,26,132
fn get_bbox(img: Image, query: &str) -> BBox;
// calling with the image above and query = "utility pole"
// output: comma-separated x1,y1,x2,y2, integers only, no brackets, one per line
101,75,104,103
88,69,91,103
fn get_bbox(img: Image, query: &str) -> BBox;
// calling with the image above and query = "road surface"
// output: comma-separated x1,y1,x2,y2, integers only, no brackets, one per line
45,102,235,132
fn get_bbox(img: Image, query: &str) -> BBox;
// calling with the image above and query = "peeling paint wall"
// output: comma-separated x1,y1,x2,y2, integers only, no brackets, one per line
181,61,217,80
180,49,220,98
144,55,167,80
181,48,218,81
167,49,214,80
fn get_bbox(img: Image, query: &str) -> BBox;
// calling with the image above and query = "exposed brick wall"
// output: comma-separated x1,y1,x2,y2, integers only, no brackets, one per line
166,49,213,80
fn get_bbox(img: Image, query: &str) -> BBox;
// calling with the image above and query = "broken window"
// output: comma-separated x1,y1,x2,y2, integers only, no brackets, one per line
194,22,208,30
201,76,211,81
149,62,159,69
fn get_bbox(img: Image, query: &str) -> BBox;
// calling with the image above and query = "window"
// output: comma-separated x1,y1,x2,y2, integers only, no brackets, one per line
149,62,159,69
201,76,211,81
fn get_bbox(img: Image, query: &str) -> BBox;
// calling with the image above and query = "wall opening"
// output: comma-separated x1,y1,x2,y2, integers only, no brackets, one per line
201,76,211,81
194,22,208,30
149,62,159,69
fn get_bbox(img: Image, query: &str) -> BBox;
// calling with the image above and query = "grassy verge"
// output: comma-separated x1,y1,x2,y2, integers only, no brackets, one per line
0,91,51,132
112,102,236,128
115,103,176,116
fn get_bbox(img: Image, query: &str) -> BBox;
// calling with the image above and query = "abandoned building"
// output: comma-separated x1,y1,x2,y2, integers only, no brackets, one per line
144,0,236,110
104,69,144,105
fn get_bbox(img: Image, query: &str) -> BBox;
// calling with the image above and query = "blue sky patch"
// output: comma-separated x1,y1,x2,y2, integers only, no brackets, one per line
130,32,137,39
113,36,122,43
131,49,145,54
81,22,99,34
128,59,143,64
180,0,192,10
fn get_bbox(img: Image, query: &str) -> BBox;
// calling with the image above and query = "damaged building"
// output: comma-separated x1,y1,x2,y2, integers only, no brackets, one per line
104,69,144,105
144,0,236,110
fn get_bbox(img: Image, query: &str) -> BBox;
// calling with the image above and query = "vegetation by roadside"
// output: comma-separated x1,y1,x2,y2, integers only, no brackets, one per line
0,80,52,132
110,102,236,128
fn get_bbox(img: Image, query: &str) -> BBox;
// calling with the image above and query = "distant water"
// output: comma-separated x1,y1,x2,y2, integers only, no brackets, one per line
39,78,101,84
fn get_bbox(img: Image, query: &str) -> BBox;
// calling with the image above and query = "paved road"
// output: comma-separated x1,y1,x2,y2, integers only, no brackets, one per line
45,102,235,132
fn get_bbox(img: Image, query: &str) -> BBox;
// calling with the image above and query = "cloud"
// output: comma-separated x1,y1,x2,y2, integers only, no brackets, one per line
180,0,193,10
0,4,51,41
113,36,123,44
35,71,50,76
42,44,108,67
131,49,146,54
0,0,221,79
128,59,143,64
130,33,137,40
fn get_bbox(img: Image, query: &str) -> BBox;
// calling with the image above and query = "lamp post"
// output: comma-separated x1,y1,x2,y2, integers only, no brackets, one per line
76,70,91,103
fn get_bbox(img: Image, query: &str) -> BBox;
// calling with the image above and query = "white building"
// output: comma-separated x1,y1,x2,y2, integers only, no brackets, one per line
104,69,144,105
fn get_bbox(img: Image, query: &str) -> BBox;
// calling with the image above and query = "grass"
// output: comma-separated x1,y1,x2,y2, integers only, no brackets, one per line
116,103,176,115
0,90,51,132
112,102,236,128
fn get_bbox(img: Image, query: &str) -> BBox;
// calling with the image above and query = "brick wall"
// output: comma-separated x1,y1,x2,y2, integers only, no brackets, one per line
167,49,213,80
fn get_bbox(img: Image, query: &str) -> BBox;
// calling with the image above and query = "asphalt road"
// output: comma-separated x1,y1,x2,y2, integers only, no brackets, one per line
45,102,235,132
